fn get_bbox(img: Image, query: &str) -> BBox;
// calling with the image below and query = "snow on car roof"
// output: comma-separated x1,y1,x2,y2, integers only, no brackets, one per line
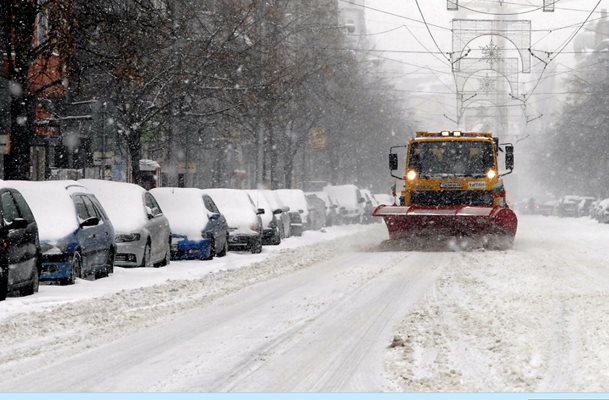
274,189,308,214
2,180,83,241
262,190,288,211
245,190,273,225
150,187,209,240
308,191,331,207
80,179,147,234
202,188,258,229
323,184,360,208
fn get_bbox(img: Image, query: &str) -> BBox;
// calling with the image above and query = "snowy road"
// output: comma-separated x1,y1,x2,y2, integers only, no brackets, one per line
2,215,609,391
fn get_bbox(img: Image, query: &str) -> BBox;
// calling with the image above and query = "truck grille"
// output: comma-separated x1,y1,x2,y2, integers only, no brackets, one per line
411,190,493,207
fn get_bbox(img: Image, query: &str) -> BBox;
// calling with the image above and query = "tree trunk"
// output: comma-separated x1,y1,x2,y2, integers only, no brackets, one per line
128,131,141,185
4,87,33,180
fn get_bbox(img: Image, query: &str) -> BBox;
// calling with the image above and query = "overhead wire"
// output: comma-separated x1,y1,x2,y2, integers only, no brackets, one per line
413,0,452,63
338,0,451,31
524,0,603,100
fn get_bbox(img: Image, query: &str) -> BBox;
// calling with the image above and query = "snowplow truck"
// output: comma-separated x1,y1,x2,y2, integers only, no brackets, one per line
373,131,517,249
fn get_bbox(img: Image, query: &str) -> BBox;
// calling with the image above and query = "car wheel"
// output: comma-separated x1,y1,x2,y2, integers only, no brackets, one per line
250,236,262,254
0,267,8,301
22,265,39,296
160,238,171,266
62,251,82,285
106,248,115,275
272,229,281,245
141,242,151,268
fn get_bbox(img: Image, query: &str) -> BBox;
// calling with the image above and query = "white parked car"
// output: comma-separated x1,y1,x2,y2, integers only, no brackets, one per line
323,184,365,224
202,189,264,253
81,179,171,268
261,190,291,238
246,189,282,245
274,189,310,235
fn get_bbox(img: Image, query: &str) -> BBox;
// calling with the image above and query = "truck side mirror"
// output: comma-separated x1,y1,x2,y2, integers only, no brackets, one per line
505,145,514,170
389,153,398,171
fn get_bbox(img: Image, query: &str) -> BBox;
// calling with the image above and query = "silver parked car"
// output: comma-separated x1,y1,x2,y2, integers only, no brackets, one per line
80,179,171,268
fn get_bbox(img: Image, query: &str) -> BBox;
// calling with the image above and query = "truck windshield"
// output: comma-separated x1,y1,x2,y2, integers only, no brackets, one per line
409,141,494,178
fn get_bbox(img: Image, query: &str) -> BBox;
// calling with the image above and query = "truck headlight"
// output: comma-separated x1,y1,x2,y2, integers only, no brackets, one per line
406,170,417,181
486,169,497,179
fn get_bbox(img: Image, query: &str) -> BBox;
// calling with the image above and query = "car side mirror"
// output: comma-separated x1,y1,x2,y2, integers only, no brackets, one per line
80,216,100,227
7,218,28,230
256,208,265,215
505,145,514,170
273,209,283,215
389,153,398,171
358,197,365,204
145,206,154,219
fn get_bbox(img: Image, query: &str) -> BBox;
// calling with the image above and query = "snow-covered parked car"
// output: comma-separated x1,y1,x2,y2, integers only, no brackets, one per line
360,189,377,224
202,189,263,253
596,198,609,224
9,180,115,284
555,195,585,217
305,193,326,231
577,196,596,217
274,189,310,235
246,190,281,245
261,190,291,239
0,183,41,300
323,184,365,224
81,179,171,268
308,191,339,227
151,188,229,260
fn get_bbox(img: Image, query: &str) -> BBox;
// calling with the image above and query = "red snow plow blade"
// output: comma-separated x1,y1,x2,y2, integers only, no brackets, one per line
373,204,517,242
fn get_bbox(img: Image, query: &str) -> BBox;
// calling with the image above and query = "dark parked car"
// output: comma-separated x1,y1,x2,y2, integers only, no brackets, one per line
202,189,263,254
9,181,115,284
151,188,230,259
0,184,41,300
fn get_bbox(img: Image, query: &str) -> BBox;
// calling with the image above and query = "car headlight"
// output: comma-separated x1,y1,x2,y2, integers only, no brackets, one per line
250,222,260,232
115,233,141,242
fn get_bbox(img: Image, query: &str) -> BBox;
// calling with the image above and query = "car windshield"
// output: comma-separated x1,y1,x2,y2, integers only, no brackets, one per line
409,141,494,178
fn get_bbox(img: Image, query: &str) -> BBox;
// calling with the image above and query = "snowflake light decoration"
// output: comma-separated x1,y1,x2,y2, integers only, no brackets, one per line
480,39,502,67
478,73,494,94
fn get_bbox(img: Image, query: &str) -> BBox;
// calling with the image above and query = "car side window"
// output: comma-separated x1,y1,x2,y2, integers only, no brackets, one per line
1,191,19,224
11,191,34,223
81,196,98,220
88,196,107,221
145,193,161,216
74,195,91,221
